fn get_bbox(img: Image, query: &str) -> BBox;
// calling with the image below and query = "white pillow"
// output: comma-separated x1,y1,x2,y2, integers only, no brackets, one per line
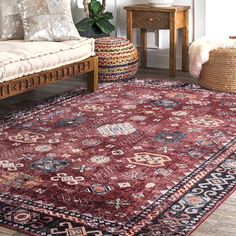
0,0,24,40
16,0,81,41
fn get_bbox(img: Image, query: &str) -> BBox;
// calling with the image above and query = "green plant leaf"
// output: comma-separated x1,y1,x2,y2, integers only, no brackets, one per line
96,18,115,34
89,0,103,17
101,12,113,20
76,18,95,32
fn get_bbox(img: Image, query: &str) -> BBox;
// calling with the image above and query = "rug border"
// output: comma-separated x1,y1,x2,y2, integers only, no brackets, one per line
187,187,236,236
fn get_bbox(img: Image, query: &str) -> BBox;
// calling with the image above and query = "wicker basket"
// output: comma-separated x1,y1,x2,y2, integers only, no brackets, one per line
199,48,236,93
95,37,139,81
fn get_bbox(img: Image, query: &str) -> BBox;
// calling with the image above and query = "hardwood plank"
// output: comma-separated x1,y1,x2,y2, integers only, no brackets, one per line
192,191,236,236
0,227,26,236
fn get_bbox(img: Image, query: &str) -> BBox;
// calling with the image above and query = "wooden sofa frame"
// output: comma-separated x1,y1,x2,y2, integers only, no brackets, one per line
0,56,98,100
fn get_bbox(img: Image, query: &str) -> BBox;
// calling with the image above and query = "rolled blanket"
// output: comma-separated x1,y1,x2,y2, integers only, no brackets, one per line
189,37,236,78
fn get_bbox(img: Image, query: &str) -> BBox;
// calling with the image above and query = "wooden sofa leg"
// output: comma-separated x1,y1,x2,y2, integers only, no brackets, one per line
87,56,98,92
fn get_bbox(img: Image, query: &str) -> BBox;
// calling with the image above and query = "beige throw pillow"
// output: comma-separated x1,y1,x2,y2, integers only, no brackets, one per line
16,0,81,41
0,0,24,40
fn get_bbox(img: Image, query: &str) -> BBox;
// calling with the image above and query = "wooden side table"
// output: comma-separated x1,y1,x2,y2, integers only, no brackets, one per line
124,4,190,77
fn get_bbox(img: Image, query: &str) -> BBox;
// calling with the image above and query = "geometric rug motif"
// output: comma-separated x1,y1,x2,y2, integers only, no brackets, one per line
0,79,235,235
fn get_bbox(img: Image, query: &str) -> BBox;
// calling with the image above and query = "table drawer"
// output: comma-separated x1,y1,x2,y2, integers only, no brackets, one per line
133,11,169,29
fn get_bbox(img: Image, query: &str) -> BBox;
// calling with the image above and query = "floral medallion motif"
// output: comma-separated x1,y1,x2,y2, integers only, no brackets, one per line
86,184,113,195
151,99,180,108
79,104,106,112
129,115,146,121
128,152,172,167
188,148,203,158
187,117,224,127
35,145,52,152
182,193,207,207
154,131,185,143
155,168,173,176
123,105,137,109
30,157,68,173
91,155,110,164
0,160,24,171
97,123,136,137
55,117,85,128
8,131,45,143
4,209,40,225
51,173,84,185
82,139,101,146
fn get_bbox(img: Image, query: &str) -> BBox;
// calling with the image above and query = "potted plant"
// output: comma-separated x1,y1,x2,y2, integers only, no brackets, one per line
76,0,115,38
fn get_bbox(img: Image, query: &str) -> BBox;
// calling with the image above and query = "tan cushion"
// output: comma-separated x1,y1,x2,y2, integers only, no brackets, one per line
16,0,81,41
0,38,95,82
0,0,24,40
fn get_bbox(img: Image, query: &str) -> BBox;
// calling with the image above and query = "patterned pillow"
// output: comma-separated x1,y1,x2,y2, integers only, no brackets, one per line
0,0,24,40
16,0,81,41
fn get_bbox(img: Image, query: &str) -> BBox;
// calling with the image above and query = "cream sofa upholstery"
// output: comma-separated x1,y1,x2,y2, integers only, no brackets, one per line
0,38,95,83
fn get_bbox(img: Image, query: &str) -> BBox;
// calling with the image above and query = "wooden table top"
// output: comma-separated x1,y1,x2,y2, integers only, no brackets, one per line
124,4,190,12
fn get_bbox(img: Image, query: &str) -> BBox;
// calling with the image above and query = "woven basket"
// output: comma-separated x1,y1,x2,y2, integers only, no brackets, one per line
95,37,139,82
199,48,236,93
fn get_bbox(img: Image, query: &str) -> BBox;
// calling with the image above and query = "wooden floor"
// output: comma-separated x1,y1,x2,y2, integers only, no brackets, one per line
0,68,235,236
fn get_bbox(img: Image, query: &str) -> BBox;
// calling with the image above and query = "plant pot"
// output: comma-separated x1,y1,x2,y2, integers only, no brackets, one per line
79,26,110,39
148,0,174,7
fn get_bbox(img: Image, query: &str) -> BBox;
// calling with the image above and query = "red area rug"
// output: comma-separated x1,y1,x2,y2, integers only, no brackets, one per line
0,79,235,236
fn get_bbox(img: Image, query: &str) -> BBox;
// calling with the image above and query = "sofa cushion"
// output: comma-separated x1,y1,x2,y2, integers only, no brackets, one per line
16,0,81,41
0,0,24,40
0,38,95,83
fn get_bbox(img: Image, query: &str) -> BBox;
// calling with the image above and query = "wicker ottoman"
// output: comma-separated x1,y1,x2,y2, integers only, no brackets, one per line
199,48,236,93
95,37,139,81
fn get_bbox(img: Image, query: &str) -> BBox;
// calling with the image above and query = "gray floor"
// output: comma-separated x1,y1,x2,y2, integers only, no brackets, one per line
0,68,235,236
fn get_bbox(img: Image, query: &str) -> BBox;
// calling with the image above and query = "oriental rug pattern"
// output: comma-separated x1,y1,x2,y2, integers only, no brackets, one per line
0,79,235,236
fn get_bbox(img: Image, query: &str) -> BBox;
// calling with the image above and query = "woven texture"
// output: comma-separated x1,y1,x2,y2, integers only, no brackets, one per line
199,48,236,93
95,37,139,81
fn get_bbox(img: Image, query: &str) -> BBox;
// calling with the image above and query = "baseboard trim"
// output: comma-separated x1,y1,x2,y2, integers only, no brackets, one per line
137,47,182,70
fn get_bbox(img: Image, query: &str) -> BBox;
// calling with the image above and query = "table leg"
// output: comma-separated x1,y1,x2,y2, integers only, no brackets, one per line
127,10,133,43
141,28,147,67
169,12,177,77
182,10,189,72
87,56,98,92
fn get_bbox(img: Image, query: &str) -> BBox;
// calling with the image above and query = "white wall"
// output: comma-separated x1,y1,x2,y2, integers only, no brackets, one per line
0,7,2,35
205,0,236,38
194,0,205,40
